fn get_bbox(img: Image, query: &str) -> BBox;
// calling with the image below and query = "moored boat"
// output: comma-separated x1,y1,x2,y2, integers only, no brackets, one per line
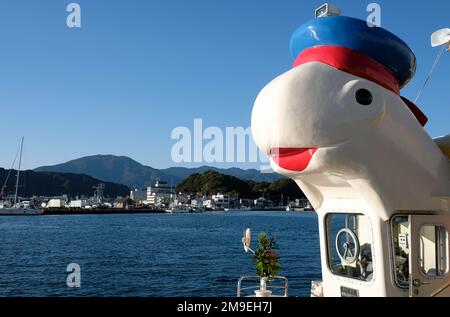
0,137,43,216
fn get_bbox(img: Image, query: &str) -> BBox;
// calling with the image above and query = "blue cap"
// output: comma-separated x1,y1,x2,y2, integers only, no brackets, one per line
290,16,416,88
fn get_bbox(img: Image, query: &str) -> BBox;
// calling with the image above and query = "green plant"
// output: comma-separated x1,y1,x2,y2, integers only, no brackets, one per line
253,232,281,277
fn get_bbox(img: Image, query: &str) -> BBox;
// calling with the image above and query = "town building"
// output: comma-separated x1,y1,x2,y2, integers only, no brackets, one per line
212,193,231,209
69,199,93,208
253,197,273,209
146,180,175,206
46,199,66,209
201,193,234,209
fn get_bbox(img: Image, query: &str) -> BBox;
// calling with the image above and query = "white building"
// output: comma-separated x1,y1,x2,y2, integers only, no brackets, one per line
70,200,89,208
202,193,232,209
46,199,65,209
212,193,231,209
146,181,175,206
202,199,213,209
191,198,204,208
253,197,273,209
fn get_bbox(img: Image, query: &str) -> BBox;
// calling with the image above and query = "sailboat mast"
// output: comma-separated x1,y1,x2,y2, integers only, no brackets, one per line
14,137,24,205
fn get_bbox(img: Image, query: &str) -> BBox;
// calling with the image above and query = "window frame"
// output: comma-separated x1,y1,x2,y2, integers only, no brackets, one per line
390,214,410,289
324,212,375,283
390,214,450,290
417,224,449,279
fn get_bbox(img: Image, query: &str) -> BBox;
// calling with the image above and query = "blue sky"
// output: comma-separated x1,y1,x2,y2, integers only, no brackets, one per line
0,0,449,170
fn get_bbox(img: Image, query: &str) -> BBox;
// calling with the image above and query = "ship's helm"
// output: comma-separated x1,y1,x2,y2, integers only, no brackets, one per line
334,215,373,281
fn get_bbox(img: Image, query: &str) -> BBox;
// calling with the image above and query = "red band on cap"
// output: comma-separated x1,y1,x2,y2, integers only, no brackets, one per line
293,46,400,95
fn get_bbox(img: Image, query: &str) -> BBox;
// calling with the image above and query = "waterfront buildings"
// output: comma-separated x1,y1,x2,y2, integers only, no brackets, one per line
146,180,175,206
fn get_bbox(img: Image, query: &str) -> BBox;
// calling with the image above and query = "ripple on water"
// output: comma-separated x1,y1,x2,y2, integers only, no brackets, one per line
0,212,321,297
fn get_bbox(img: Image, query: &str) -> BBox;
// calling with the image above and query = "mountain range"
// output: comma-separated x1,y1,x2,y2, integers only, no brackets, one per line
0,168,129,198
34,155,281,189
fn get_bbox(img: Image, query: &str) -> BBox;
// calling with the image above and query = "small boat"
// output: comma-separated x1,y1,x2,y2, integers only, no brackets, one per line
0,137,43,216
0,206,43,216
165,205,189,214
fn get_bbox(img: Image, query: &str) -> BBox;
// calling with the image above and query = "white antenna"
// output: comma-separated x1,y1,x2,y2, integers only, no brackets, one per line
414,28,450,103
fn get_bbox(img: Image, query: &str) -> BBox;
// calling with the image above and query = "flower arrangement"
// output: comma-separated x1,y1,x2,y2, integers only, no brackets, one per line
253,232,281,278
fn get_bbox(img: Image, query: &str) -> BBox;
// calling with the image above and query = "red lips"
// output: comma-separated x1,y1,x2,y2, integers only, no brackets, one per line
270,147,318,171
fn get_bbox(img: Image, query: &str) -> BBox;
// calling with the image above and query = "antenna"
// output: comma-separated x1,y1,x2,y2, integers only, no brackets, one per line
414,28,449,103
93,183,105,204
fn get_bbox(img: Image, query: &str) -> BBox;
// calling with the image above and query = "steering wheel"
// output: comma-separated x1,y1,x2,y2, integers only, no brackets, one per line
335,228,360,265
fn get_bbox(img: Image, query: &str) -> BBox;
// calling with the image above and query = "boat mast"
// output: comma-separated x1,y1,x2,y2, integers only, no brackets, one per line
14,137,24,205
0,146,20,198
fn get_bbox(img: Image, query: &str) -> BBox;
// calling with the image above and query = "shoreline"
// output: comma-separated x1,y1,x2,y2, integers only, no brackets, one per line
42,208,167,215
0,208,314,216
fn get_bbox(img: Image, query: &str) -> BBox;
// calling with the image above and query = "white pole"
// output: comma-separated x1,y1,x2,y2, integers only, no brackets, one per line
14,137,24,205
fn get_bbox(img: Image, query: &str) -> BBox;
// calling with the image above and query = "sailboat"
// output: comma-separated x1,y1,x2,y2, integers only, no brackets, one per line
0,137,43,215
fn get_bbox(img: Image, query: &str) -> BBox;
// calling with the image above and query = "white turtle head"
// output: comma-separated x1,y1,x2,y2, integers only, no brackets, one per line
251,15,419,178
251,61,388,175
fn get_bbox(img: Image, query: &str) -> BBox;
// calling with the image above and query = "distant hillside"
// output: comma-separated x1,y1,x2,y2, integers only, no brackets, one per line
176,170,304,202
35,155,281,188
35,155,176,189
0,168,129,198
176,170,253,197
161,166,280,183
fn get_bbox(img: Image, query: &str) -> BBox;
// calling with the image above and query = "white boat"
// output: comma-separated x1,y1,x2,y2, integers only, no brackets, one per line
0,206,43,216
251,4,450,297
0,137,43,216
165,207,189,214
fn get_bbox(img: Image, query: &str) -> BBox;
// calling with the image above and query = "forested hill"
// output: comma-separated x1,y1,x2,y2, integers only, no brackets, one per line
176,170,305,201
0,168,130,198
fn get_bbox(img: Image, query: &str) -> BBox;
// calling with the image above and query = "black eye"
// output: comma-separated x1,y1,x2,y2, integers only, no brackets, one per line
355,89,373,106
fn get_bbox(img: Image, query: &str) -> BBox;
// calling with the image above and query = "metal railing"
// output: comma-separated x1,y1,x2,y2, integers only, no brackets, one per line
237,276,288,297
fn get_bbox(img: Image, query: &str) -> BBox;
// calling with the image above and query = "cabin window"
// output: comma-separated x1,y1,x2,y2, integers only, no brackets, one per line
391,216,449,288
326,213,374,282
419,225,448,277
391,215,410,288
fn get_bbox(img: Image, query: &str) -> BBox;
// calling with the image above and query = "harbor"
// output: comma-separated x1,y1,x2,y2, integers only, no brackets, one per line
1,155,312,216
0,0,449,302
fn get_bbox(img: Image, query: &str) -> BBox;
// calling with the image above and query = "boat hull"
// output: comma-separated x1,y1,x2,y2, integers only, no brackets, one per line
165,209,189,214
0,208,43,216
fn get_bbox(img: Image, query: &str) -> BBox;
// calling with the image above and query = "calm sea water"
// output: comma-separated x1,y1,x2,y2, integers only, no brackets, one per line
0,211,321,297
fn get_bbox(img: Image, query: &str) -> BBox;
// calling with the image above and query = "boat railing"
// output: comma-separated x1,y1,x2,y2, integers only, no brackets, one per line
237,276,288,297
